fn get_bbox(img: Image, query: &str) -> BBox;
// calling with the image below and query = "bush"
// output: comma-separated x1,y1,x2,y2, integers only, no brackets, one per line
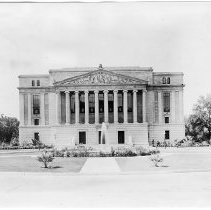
114,146,137,157
37,150,55,168
150,154,163,167
10,137,19,147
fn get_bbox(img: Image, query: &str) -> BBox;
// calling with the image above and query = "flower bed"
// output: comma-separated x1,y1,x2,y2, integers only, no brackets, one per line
50,145,160,158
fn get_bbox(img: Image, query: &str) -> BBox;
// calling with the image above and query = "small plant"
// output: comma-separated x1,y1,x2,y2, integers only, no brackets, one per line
150,154,163,167
37,150,55,168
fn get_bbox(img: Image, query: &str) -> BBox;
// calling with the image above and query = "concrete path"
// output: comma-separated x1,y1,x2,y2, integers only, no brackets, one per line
80,157,120,174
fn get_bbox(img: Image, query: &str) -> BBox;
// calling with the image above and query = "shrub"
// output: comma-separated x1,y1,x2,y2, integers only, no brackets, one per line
114,146,137,157
150,154,163,167
37,150,55,168
10,137,19,147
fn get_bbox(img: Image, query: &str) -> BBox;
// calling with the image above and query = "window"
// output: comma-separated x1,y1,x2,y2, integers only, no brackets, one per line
33,95,40,115
163,92,170,112
37,80,40,86
34,119,39,125
32,80,35,86
165,130,170,139
167,77,170,84
79,132,86,144
118,131,125,144
165,117,169,123
162,77,166,84
118,92,123,112
79,93,85,113
34,132,39,141
89,92,95,113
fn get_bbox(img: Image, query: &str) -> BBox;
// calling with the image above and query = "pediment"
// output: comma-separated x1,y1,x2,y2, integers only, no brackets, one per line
54,69,148,86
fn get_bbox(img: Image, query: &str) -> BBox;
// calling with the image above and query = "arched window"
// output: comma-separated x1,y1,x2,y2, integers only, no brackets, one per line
162,77,166,84
167,77,170,84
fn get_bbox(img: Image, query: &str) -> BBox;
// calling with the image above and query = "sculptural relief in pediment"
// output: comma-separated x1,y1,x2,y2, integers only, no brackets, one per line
54,70,147,86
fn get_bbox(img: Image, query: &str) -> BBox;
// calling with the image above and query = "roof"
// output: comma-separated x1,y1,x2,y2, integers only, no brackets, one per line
49,66,153,73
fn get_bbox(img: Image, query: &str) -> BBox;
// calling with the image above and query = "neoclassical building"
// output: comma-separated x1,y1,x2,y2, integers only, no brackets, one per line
18,65,185,147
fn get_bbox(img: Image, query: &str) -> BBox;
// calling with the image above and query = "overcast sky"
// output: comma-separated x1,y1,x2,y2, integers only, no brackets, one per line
0,2,211,119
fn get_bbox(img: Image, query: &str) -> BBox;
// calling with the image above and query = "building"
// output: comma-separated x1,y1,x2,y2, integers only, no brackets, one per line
18,65,185,147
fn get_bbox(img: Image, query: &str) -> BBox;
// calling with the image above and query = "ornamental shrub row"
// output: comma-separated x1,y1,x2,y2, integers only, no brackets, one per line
50,145,160,158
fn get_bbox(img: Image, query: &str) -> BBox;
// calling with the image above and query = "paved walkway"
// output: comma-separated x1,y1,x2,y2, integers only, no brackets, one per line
80,157,120,174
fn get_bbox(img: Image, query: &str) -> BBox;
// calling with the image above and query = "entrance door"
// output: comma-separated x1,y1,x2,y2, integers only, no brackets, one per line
79,131,86,144
118,131,125,144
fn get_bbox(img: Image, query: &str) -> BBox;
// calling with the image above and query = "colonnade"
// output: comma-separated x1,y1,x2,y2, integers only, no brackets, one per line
56,89,147,124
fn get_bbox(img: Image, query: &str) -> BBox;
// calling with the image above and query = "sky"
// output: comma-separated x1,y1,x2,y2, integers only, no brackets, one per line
0,2,211,119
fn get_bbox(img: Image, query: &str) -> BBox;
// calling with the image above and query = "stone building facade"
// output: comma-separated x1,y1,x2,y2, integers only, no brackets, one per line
18,65,185,147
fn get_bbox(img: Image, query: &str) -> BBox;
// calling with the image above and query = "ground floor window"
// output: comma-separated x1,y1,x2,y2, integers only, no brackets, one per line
118,131,125,144
34,119,39,125
34,132,39,141
79,131,86,144
165,130,170,140
165,117,169,124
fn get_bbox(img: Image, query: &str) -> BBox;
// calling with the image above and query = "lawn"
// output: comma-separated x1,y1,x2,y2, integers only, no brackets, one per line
0,156,87,173
0,147,211,173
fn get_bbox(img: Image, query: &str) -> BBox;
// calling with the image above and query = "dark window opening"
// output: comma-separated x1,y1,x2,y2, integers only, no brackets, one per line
165,117,169,124
165,130,170,140
79,131,86,144
162,77,166,84
32,80,35,86
37,80,40,86
33,95,40,115
118,91,123,123
163,92,170,112
34,119,39,125
167,77,170,84
118,131,125,144
34,132,39,141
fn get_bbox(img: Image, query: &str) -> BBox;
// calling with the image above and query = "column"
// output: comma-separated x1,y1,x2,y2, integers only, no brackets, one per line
27,93,31,126
104,90,108,123
55,91,61,124
94,90,99,124
133,90,137,123
19,93,24,126
170,91,175,123
75,91,79,124
85,90,89,124
179,90,184,123
123,90,128,123
40,93,45,125
113,90,118,123
158,91,163,124
65,91,70,124
142,90,146,123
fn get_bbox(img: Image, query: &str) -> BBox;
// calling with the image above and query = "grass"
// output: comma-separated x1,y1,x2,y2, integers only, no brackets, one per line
0,148,211,173
0,156,87,173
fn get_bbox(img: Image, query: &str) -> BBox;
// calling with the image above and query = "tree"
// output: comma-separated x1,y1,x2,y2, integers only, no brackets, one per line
0,115,19,144
37,150,54,168
186,96,211,143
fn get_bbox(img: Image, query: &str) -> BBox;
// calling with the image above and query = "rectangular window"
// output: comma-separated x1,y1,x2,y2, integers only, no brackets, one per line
37,80,40,86
34,132,39,141
165,117,169,123
79,132,86,144
32,80,35,86
163,92,170,112
34,119,39,125
165,130,170,139
118,131,125,144
33,95,40,115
